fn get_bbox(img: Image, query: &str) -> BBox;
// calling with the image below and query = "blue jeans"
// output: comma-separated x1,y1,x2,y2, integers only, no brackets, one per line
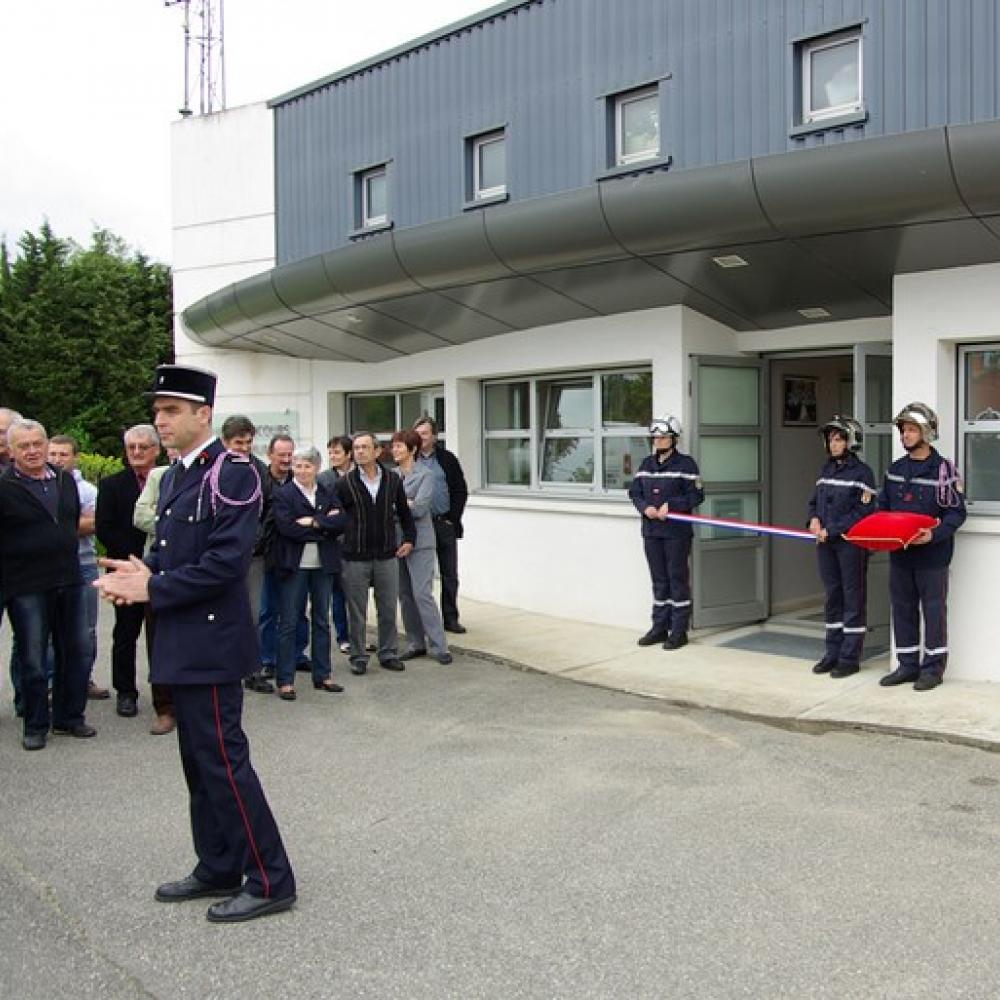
330,574,348,644
41,562,98,685
258,568,309,668
6,585,89,736
276,569,332,687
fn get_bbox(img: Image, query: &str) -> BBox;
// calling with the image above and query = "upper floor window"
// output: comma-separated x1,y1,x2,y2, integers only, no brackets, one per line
801,28,863,124
358,165,388,229
483,369,652,493
471,131,506,201
959,345,1000,514
614,86,659,166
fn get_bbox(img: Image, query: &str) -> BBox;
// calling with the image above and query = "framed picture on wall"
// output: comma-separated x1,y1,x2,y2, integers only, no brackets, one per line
783,376,818,426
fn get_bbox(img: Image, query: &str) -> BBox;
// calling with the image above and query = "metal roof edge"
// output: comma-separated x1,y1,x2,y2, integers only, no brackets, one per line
267,1,535,109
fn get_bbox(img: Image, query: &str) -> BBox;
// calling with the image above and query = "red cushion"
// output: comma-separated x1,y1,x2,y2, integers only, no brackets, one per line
843,512,940,551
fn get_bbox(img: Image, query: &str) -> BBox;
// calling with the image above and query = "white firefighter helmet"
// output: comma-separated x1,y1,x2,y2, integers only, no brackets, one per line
893,402,938,444
820,415,863,453
649,415,682,438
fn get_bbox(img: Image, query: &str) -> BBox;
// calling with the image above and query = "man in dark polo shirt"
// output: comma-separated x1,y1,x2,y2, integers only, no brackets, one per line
0,418,93,750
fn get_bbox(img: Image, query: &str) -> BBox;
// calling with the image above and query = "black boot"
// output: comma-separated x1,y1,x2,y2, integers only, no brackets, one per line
663,633,688,651
812,658,836,674
637,628,668,647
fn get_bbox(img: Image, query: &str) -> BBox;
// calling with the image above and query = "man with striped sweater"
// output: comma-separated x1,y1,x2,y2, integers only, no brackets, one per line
334,432,416,675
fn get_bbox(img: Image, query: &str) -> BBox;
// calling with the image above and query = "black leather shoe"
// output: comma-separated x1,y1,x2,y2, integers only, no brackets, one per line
22,733,47,751
52,723,97,738
260,664,276,679
313,679,344,692
812,658,836,674
663,633,688,651
155,875,241,902
244,673,275,694
381,659,405,672
637,629,668,647
444,622,467,634
116,694,138,717
206,891,296,923
436,653,454,665
879,668,918,687
350,662,367,675
830,663,860,678
914,671,943,691
400,648,427,661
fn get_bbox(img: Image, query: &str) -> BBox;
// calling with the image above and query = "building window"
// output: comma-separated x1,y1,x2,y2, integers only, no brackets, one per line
800,28,863,124
614,86,659,166
483,369,652,493
471,131,506,200
959,345,1000,514
357,165,388,229
346,388,445,446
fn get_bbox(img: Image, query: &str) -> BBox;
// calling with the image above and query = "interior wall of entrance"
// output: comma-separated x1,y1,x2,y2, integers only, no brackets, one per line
768,354,854,613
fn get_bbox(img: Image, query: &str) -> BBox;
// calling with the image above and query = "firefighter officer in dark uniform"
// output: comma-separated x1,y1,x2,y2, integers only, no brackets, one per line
96,364,297,922
628,415,704,650
806,416,876,678
876,402,966,691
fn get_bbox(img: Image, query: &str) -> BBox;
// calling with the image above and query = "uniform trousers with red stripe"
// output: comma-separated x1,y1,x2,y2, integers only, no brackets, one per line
172,683,295,900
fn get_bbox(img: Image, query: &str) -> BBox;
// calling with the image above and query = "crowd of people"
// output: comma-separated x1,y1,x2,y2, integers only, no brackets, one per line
0,371,974,924
0,398,470,750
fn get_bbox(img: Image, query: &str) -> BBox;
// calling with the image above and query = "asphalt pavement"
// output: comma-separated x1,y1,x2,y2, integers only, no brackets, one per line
3,600,1000,999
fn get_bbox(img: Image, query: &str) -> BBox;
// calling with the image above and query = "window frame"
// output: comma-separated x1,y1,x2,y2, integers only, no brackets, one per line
800,27,864,125
345,387,445,447
359,165,388,229
958,343,1000,515
482,367,652,495
613,86,660,167
471,130,507,201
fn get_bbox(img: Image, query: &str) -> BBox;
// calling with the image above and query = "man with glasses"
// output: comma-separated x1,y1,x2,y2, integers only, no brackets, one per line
97,424,171,721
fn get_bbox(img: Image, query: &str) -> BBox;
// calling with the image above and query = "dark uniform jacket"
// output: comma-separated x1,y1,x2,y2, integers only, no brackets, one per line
0,464,82,597
270,479,347,576
96,467,147,560
144,439,261,685
628,450,705,539
877,448,967,568
806,453,877,538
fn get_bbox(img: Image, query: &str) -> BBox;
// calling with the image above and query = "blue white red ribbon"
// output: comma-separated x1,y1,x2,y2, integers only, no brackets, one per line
667,511,815,542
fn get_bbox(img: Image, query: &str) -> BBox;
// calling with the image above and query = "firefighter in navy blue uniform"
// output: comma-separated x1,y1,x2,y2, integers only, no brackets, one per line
628,416,704,650
876,402,966,691
806,416,876,678
96,364,296,923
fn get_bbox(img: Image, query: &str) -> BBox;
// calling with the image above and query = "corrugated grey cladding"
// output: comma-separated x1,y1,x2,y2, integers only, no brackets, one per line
275,0,1000,264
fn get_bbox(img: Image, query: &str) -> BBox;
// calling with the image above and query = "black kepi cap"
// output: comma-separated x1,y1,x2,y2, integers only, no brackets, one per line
145,364,217,406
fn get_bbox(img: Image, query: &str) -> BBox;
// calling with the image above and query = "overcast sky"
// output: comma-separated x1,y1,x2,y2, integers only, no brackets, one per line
0,0,490,263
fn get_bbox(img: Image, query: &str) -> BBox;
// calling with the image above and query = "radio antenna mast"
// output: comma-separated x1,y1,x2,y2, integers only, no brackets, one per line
166,0,226,117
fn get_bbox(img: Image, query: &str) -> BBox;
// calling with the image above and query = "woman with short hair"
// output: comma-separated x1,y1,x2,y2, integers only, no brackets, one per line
271,445,348,699
390,430,452,665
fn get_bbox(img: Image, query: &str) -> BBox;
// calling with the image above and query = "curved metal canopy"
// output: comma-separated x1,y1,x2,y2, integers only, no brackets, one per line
183,121,1000,361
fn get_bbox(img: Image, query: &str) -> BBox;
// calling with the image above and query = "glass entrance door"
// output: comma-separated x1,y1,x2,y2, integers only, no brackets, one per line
853,342,893,650
691,356,768,628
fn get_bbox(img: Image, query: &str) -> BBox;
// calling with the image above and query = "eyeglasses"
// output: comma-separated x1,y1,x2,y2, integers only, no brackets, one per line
126,443,157,452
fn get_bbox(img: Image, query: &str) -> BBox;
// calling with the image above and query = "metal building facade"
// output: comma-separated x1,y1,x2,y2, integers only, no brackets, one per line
272,0,1000,265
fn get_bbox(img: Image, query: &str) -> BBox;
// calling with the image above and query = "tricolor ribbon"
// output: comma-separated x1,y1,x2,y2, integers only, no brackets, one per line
667,511,815,542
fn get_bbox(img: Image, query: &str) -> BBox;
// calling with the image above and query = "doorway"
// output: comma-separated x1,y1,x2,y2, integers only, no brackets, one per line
765,347,891,657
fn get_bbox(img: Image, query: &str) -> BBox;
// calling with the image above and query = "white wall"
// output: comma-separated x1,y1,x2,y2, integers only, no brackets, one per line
894,264,1000,681
170,103,313,441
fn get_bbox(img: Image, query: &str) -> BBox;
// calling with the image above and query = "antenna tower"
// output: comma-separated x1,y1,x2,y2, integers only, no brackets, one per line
166,0,226,117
